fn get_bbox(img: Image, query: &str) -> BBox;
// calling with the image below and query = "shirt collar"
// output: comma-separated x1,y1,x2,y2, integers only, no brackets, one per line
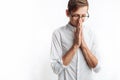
66,23,76,32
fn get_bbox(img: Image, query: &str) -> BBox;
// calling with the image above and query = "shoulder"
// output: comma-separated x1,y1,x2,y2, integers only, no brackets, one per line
52,25,67,36
84,25,95,37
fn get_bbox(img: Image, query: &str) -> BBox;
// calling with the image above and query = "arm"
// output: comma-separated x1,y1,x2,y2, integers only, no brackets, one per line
62,44,78,66
80,39,98,68
76,21,99,69
51,30,81,74
62,24,82,66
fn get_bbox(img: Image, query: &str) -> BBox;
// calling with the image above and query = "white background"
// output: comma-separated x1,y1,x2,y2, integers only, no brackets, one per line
0,0,120,80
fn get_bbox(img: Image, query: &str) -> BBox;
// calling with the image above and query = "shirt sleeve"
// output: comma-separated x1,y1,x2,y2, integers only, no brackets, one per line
91,32,102,73
50,30,68,75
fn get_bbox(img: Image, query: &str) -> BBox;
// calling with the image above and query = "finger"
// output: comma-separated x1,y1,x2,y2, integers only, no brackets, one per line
77,20,82,28
79,27,82,38
80,26,82,33
77,22,80,28
78,28,82,39
75,28,79,36
74,29,76,34
76,26,80,31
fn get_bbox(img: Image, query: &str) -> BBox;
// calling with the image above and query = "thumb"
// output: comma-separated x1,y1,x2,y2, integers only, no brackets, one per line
74,28,76,33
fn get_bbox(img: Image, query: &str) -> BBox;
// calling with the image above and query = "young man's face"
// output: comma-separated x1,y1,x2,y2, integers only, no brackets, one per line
68,6,88,27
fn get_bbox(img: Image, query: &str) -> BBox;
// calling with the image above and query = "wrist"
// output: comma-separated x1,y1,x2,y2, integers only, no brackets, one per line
81,40,87,48
72,44,79,50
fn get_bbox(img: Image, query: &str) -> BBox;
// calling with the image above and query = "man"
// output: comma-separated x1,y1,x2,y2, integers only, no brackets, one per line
50,0,101,80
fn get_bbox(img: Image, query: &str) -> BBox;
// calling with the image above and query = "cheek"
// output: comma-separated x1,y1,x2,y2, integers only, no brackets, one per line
70,18,78,25
71,18,77,22
72,20,77,24
70,18,74,23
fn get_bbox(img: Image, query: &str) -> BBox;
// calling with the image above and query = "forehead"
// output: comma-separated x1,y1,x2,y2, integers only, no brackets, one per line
71,6,88,14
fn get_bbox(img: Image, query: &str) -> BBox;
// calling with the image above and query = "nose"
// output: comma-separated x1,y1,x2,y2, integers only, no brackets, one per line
76,17,82,27
77,17,82,23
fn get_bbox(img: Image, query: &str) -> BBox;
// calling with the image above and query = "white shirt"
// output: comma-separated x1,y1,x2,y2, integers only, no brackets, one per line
50,23,101,80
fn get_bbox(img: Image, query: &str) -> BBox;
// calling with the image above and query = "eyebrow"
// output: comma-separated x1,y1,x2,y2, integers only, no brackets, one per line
71,13,87,15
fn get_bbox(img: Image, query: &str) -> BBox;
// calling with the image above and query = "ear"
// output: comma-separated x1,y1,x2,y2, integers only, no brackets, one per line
66,9,70,17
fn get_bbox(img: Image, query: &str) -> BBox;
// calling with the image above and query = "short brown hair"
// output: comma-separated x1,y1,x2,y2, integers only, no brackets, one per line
68,0,89,12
